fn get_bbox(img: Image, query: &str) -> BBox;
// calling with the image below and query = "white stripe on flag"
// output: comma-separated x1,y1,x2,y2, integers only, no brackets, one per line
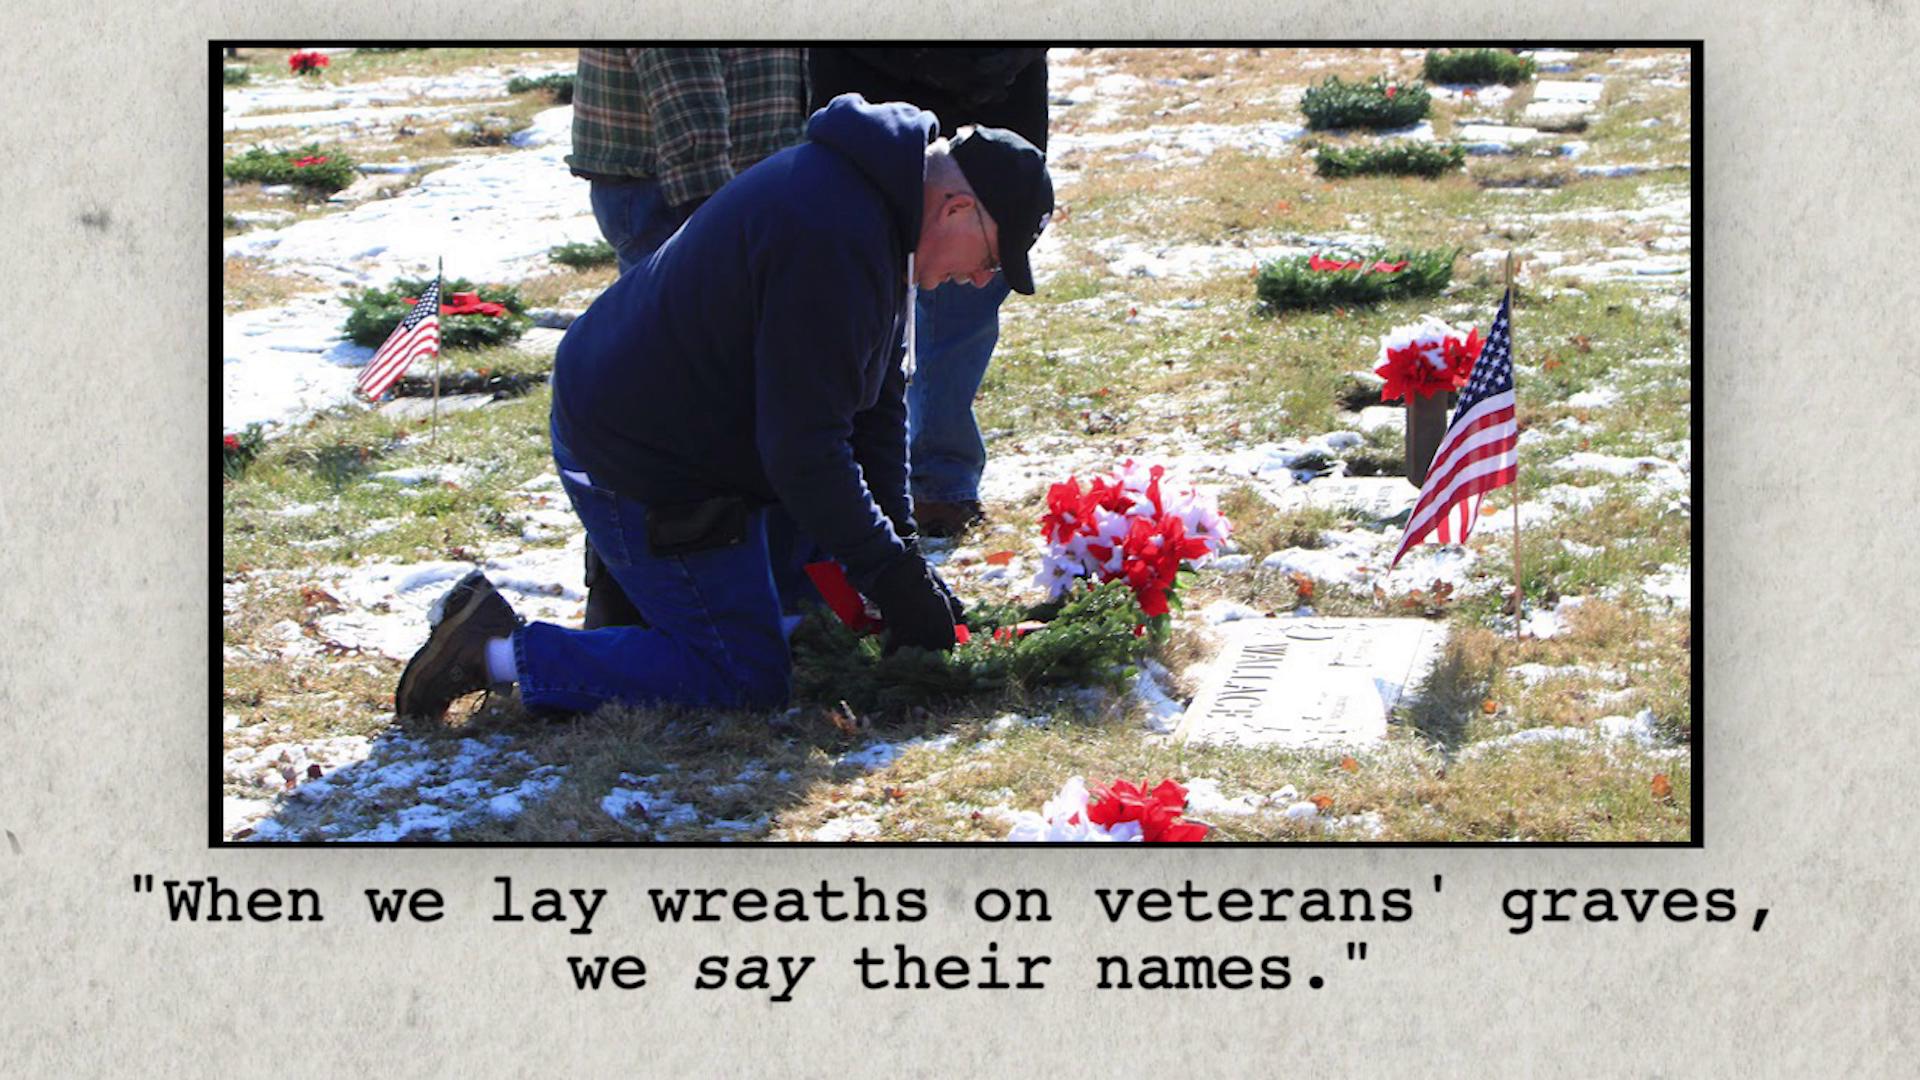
1404,444,1516,541
357,320,440,398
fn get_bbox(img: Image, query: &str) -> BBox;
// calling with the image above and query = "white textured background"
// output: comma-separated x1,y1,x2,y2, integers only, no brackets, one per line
3,2,1914,1076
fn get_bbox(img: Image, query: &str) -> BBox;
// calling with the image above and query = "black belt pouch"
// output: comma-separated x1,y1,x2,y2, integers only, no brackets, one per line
645,496,753,557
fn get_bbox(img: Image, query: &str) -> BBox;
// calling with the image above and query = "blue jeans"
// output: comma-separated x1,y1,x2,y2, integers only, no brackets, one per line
908,275,1012,504
514,438,822,713
588,179,680,276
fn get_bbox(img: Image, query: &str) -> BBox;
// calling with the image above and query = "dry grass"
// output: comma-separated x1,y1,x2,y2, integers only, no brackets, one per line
223,256,330,311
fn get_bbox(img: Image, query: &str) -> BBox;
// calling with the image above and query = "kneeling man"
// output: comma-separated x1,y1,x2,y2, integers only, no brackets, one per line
396,93,1054,720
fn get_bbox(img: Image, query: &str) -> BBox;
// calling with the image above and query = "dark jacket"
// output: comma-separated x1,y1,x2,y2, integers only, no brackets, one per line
809,47,1048,150
550,96,936,588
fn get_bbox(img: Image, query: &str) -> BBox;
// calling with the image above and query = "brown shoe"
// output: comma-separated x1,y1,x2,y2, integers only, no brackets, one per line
914,499,984,538
394,571,522,721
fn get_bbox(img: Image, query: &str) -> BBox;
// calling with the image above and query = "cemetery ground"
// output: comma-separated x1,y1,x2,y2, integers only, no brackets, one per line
221,46,1693,843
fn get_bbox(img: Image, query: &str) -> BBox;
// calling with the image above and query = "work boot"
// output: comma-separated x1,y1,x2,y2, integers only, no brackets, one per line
395,571,522,721
914,499,984,538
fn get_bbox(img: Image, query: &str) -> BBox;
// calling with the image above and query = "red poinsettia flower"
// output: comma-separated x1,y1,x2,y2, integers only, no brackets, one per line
223,434,240,452
1040,477,1087,544
287,51,330,75
1141,802,1211,842
1385,85,1398,99
1085,778,1209,841
291,155,330,168
1118,520,1175,617
1142,464,1166,516
1085,475,1132,515
1376,325,1485,402
1377,341,1450,402
1440,325,1484,384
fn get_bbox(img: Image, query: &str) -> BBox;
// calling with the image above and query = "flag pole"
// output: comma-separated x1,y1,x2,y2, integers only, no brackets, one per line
431,257,442,451
1506,250,1522,639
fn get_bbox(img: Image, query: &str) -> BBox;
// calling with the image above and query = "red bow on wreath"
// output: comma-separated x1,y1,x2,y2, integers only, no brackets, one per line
1308,253,1409,274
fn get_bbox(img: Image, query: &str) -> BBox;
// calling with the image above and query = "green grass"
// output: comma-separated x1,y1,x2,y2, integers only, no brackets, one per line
222,386,557,574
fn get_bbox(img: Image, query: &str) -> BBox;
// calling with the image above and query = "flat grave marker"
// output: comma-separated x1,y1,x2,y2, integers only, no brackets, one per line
1268,477,1418,522
1176,618,1447,749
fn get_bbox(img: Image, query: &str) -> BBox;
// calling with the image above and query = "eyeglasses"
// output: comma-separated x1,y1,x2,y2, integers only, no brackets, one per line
970,201,1001,276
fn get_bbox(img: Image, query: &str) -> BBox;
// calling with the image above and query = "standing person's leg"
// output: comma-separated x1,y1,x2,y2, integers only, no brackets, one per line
587,179,681,278
907,275,1012,536
516,467,793,712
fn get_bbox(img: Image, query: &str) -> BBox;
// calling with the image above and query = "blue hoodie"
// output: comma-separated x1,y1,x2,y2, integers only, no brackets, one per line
550,95,936,588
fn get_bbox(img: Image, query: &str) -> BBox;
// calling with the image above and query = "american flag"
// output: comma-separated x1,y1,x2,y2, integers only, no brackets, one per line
355,277,441,401
1389,291,1518,568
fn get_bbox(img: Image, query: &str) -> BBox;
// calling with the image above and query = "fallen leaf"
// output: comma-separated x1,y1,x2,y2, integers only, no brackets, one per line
1482,699,1499,714
1571,334,1592,353
1339,756,1359,773
885,786,906,800
307,763,323,780
300,586,343,611
1309,794,1334,811
825,702,859,736
1288,572,1316,600
984,551,1017,566
1651,774,1672,800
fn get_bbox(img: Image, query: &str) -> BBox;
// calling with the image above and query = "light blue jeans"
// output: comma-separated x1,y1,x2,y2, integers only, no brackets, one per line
908,275,1012,504
588,178,680,277
514,433,821,713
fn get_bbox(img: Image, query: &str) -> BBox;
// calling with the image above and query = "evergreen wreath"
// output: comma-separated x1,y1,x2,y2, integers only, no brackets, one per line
1255,248,1455,313
548,240,618,270
224,144,359,195
1422,48,1536,86
1301,75,1431,130
790,580,1157,715
1313,140,1466,179
507,73,575,103
341,276,533,350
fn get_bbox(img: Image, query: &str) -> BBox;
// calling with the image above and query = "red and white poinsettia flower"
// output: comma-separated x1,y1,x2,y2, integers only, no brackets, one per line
1031,460,1232,619
1005,776,1210,842
1375,315,1483,402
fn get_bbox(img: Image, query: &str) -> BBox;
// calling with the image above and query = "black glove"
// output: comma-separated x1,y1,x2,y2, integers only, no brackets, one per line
926,564,966,625
866,556,957,655
901,535,966,624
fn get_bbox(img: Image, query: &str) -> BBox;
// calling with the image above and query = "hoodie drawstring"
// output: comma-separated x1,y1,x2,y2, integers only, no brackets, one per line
904,253,917,383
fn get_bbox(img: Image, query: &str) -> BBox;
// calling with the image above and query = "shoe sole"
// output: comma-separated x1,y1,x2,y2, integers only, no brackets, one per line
394,571,499,721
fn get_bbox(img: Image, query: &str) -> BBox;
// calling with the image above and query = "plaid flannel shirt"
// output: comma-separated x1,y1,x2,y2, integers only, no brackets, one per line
567,47,808,209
